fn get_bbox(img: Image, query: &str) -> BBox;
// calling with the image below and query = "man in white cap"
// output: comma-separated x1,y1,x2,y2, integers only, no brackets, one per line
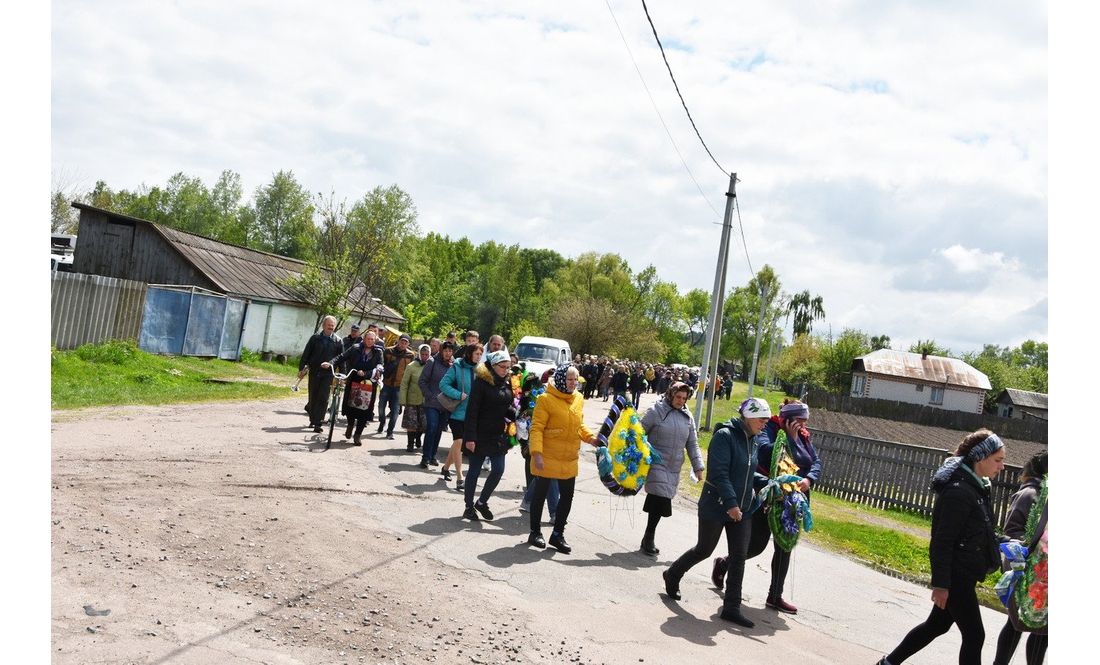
661,397,771,628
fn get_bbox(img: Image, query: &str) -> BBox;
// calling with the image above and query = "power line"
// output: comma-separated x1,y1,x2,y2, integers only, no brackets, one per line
603,0,723,221
640,0,727,176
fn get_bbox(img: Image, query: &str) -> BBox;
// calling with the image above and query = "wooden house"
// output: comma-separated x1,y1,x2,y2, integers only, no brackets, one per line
995,388,1048,421
70,203,404,357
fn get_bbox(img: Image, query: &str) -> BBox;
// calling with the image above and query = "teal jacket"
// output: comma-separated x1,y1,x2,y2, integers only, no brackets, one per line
698,418,768,522
438,358,477,421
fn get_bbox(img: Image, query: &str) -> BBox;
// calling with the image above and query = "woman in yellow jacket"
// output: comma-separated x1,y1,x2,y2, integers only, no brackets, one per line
527,363,599,553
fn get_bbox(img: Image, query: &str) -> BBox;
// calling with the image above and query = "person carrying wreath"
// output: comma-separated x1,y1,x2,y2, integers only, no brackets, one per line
712,398,821,613
638,381,704,556
875,429,1009,665
662,397,771,628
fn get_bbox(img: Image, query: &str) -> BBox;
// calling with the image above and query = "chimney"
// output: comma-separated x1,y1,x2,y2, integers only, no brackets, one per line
922,351,928,360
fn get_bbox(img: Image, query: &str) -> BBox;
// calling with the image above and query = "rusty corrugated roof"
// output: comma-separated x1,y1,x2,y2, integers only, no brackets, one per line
854,349,991,390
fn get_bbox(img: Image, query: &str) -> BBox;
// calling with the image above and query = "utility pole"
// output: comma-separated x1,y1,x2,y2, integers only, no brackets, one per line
746,281,769,398
694,173,737,430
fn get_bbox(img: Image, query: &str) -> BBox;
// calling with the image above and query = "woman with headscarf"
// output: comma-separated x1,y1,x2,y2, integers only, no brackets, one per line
399,344,431,453
638,381,704,556
662,397,771,628
712,398,823,612
526,364,598,553
876,429,1009,665
459,350,517,522
321,331,381,446
992,451,1048,665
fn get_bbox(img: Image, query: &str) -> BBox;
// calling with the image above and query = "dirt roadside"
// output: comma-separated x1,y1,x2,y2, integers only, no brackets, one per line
51,393,1003,665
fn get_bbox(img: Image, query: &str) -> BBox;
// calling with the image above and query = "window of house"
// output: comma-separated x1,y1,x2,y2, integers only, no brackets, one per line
851,375,866,396
916,384,924,392
930,387,944,404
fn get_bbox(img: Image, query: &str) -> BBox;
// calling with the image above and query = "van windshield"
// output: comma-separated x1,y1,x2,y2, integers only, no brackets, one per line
515,343,558,363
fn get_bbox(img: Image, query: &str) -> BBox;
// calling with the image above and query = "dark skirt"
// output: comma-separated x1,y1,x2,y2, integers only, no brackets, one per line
643,493,673,517
401,405,427,432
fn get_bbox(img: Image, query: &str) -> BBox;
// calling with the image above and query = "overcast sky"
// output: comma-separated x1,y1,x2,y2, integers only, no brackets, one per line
48,0,1052,355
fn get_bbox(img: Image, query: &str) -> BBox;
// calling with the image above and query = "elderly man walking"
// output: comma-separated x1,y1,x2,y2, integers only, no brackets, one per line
298,315,342,433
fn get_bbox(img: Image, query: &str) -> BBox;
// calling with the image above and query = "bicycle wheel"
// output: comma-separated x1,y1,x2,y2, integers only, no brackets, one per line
326,385,339,448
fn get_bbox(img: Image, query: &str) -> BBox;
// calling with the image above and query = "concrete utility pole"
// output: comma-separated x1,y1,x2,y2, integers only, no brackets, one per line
746,281,769,398
694,173,737,430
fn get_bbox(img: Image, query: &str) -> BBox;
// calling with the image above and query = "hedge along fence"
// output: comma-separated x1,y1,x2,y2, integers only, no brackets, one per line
809,429,1022,527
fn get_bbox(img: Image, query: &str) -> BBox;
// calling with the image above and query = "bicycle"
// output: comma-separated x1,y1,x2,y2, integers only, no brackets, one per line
321,363,350,449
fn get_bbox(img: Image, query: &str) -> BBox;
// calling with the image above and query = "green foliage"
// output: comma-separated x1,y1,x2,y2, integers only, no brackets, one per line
51,342,298,409
787,289,826,337
246,170,315,259
870,334,892,351
908,338,952,357
774,333,824,387
819,328,871,393
962,339,1049,411
721,265,784,381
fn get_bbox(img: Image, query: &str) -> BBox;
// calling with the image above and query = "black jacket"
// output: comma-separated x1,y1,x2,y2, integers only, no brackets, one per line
929,464,1007,588
299,332,341,375
463,362,518,457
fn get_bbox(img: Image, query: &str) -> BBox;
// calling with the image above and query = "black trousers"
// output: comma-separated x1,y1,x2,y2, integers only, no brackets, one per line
668,516,752,613
530,476,575,535
887,576,986,665
307,372,331,426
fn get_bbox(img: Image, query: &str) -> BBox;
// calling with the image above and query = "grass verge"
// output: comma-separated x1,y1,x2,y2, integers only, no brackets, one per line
51,340,300,410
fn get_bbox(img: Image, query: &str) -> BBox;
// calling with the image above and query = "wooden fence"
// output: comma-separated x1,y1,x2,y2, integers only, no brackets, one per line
809,429,1021,527
806,388,1046,444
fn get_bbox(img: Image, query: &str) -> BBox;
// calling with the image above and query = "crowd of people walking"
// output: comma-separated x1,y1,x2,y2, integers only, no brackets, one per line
298,319,1046,662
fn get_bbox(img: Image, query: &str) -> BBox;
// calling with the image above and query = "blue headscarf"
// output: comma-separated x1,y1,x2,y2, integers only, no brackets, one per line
553,363,575,394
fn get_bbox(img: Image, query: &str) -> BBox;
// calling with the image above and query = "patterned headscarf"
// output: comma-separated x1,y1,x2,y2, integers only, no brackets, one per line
738,397,772,419
553,363,575,394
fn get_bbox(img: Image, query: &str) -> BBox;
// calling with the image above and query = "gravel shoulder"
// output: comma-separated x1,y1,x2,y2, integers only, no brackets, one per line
51,393,1007,664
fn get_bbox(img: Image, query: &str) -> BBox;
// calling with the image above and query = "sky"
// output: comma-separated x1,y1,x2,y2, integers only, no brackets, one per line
46,1,1050,356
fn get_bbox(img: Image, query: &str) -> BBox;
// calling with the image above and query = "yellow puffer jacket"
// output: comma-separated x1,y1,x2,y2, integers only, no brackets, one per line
529,382,595,480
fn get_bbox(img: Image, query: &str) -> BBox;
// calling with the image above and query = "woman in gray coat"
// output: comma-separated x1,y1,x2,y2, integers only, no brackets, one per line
639,381,705,556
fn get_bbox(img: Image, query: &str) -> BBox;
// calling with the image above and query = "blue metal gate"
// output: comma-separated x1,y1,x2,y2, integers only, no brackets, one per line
139,285,247,360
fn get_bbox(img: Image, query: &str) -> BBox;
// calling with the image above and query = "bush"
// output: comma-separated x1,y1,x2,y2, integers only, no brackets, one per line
72,340,140,365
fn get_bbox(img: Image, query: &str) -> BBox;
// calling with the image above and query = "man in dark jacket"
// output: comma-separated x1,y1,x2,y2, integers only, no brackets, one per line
298,315,341,433
377,333,416,439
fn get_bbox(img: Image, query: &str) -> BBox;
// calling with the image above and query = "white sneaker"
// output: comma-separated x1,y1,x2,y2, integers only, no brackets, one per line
518,501,530,513
481,459,491,471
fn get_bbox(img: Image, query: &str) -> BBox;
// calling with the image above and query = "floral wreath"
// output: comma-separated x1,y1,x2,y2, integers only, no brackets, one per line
594,395,661,496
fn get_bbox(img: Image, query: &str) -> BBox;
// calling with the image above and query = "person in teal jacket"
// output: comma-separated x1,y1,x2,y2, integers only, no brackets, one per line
662,397,771,628
438,343,483,491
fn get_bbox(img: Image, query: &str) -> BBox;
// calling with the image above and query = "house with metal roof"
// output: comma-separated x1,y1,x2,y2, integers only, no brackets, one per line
70,203,404,358
849,349,990,414
995,388,1048,421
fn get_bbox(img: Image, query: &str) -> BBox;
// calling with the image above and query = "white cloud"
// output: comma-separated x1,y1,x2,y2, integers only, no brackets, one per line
49,0,1048,354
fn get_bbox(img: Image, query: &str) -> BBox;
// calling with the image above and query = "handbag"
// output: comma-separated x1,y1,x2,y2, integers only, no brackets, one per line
349,381,372,410
437,365,467,412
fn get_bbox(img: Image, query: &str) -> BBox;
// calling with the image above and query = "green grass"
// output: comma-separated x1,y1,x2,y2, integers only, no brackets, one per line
51,340,301,409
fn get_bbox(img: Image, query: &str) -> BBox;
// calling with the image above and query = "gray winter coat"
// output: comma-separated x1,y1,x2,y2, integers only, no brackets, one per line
640,397,704,500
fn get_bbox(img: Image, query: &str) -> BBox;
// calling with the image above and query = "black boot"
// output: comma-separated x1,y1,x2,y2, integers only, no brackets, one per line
641,533,659,556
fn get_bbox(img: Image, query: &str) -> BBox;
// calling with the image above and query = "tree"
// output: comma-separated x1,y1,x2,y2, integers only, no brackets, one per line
721,265,783,382
347,184,420,307
246,170,315,259
962,339,1049,412
774,333,824,390
682,288,711,348
908,339,951,357
787,290,825,337
52,168,86,234
870,334,891,351
819,329,871,393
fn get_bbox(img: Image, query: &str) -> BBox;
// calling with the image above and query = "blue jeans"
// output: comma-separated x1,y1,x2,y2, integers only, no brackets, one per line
465,454,506,508
523,477,558,514
377,386,400,433
421,407,446,464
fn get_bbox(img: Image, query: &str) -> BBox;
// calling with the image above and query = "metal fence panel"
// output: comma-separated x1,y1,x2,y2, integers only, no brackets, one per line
182,292,227,357
51,272,146,350
138,288,191,355
219,299,247,360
